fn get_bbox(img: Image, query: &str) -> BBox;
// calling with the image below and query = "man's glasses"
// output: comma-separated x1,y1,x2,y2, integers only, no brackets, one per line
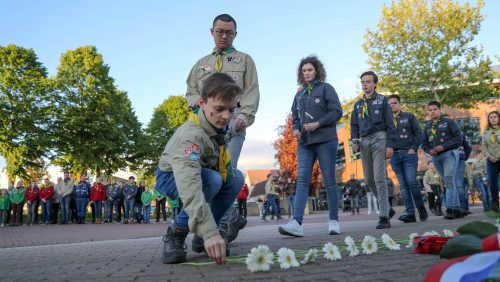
214,29,235,38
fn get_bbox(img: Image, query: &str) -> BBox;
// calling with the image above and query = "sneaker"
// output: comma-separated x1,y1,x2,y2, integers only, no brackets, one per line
162,226,188,264
226,214,247,243
418,207,428,222
454,209,465,219
328,220,341,235
278,219,304,237
367,211,372,215
376,217,391,229
389,208,396,219
398,214,416,223
376,210,380,215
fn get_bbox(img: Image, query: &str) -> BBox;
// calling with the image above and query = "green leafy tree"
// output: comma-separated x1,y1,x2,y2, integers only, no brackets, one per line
141,95,190,177
53,46,146,176
363,0,496,108
0,44,53,182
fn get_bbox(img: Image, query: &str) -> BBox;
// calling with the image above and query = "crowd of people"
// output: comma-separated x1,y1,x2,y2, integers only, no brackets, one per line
0,172,181,227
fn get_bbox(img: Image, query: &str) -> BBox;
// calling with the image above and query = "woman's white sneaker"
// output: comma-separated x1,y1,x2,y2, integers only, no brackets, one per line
328,220,341,235
278,219,304,237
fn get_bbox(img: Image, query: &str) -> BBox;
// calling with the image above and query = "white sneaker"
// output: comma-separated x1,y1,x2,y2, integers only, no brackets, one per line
328,220,341,235
376,210,380,215
278,219,304,237
368,211,372,215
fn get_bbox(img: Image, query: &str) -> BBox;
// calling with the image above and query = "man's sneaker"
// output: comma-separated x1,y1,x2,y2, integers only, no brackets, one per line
444,209,455,220
418,207,428,221
226,214,247,243
454,209,465,219
278,219,304,237
376,217,391,229
162,226,188,264
398,214,416,223
389,208,396,219
328,220,341,235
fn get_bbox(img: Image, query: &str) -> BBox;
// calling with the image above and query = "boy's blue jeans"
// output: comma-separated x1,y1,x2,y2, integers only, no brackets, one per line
432,150,460,209
143,205,151,223
155,167,243,230
390,151,425,215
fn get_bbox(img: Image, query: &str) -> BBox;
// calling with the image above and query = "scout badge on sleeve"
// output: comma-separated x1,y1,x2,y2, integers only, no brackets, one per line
184,144,201,161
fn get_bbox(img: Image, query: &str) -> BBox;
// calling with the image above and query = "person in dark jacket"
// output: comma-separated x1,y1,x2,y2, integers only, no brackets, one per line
422,101,463,220
123,176,138,224
346,174,361,215
455,131,472,216
135,180,146,223
74,176,91,224
279,56,343,237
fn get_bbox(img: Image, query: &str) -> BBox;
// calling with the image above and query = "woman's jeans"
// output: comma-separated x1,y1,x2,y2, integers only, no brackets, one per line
487,160,500,208
155,167,244,230
60,195,71,224
293,140,339,222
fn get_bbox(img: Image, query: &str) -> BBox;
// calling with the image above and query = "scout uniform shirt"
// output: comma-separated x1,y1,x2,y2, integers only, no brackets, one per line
391,111,422,151
185,47,259,127
350,92,396,148
158,110,228,240
482,127,500,161
422,116,461,155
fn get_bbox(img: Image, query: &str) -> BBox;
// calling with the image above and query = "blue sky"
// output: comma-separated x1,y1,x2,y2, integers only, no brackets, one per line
1,0,499,172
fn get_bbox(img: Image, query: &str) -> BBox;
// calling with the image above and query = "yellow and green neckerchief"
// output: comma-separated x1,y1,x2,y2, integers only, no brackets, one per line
189,112,234,182
431,118,440,139
212,47,235,72
491,127,499,144
362,94,375,118
393,113,400,129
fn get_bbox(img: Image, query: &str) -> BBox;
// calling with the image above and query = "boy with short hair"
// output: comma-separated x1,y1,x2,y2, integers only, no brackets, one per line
156,72,244,265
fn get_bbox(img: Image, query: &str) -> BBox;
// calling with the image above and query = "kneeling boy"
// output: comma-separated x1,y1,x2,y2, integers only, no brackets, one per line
156,73,244,265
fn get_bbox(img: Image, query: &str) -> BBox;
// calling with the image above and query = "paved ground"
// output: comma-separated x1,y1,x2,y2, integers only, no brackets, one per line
0,205,494,281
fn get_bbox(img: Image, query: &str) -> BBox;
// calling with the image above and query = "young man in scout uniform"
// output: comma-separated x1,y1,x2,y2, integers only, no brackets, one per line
422,101,463,219
387,94,428,223
350,71,397,229
157,72,244,265
185,14,259,244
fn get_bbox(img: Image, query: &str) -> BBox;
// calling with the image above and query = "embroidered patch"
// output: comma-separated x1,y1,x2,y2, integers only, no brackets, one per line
183,146,192,156
233,75,239,81
188,151,200,161
374,110,379,114
184,144,201,160
315,98,320,104
231,56,242,64
203,148,213,157
199,63,212,72
192,144,200,152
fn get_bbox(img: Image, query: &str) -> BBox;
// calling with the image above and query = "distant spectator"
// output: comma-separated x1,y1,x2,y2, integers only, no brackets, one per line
25,180,40,225
40,179,55,225
90,178,106,224
123,176,138,224
104,179,117,224
75,176,91,224
10,181,25,226
59,172,74,225
168,197,180,223
284,178,296,218
387,177,395,207
423,162,444,216
141,185,153,224
52,177,62,224
135,180,146,223
0,188,10,227
470,153,490,211
236,183,249,219
482,111,500,212
347,174,361,215
153,186,167,224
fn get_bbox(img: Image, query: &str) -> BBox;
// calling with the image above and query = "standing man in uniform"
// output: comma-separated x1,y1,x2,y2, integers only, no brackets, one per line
387,94,428,223
185,14,259,244
350,71,396,229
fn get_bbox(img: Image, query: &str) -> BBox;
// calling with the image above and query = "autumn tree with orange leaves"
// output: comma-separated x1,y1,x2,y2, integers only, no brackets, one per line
273,114,322,195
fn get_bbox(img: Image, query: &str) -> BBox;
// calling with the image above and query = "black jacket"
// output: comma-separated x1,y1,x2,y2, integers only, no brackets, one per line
392,111,422,151
422,116,461,155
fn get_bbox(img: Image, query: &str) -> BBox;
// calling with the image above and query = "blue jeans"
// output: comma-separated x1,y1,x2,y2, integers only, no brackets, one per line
155,167,244,230
286,196,295,216
94,200,103,220
263,194,279,218
390,151,425,215
143,205,151,223
113,199,121,222
432,150,460,209
474,176,491,210
455,159,468,210
41,199,53,223
294,140,339,222
76,197,88,218
104,200,113,222
487,160,500,207
60,195,71,224
27,200,39,224
124,198,135,220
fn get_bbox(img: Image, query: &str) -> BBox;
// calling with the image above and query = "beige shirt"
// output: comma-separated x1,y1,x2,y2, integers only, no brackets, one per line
423,169,442,188
482,128,500,160
158,110,224,241
185,48,260,127
264,178,278,196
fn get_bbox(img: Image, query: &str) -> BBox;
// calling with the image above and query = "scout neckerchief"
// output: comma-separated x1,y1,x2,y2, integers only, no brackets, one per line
430,117,441,140
362,93,375,118
188,112,234,182
212,47,235,72
393,112,400,129
491,126,499,144
301,79,319,96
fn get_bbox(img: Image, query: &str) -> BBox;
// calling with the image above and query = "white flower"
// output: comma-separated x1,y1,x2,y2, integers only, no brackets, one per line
443,229,454,237
423,231,440,236
300,248,318,264
361,235,378,255
322,242,341,261
277,248,299,269
406,233,419,248
381,233,401,250
344,236,360,257
245,245,274,272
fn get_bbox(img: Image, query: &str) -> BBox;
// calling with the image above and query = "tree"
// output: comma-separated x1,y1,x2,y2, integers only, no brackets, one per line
363,0,496,109
0,44,53,183
273,114,321,192
53,46,146,176
141,95,190,177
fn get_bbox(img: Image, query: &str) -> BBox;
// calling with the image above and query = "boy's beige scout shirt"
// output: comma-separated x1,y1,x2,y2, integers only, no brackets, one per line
159,110,224,241
185,48,259,127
